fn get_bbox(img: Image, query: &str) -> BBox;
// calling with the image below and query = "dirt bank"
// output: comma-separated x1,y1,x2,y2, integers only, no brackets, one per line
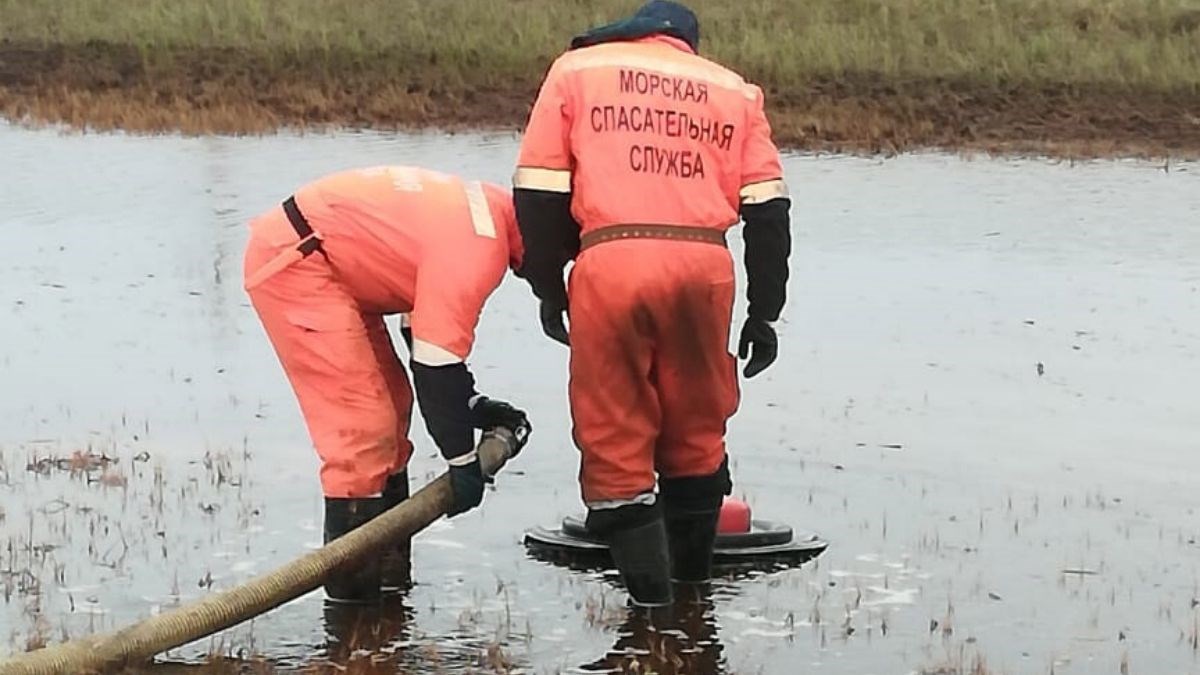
2,41,1199,158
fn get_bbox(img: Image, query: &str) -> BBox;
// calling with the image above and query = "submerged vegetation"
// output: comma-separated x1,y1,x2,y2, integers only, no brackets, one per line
2,0,1200,155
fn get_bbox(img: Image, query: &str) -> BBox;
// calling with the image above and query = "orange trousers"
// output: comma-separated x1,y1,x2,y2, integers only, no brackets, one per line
568,239,740,505
244,219,414,498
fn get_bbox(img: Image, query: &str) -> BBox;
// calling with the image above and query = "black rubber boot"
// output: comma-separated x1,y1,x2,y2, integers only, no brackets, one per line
323,497,385,603
380,471,412,591
608,517,673,607
665,505,720,583
661,458,731,584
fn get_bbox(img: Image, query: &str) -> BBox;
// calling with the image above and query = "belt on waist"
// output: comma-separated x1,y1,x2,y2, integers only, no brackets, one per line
282,196,326,258
579,224,727,251
243,197,326,291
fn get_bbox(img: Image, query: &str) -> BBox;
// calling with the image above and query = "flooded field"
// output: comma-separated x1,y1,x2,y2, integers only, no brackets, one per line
1,123,1197,674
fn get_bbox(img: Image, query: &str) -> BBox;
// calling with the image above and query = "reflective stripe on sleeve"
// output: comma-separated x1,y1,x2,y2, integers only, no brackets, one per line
739,179,789,205
412,339,464,366
513,167,572,193
465,181,497,238
586,492,657,510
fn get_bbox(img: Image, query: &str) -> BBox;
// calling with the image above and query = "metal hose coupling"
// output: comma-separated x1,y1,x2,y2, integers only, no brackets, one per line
481,420,530,467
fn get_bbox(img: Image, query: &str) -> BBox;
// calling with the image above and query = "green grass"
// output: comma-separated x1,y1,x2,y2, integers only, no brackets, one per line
2,0,1199,92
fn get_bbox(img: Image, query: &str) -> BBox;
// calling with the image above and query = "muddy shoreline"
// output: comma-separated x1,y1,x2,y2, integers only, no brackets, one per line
2,41,1199,158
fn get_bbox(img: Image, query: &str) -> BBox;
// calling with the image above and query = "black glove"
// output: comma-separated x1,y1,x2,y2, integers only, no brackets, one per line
737,318,778,378
447,459,491,517
539,300,570,346
470,396,532,455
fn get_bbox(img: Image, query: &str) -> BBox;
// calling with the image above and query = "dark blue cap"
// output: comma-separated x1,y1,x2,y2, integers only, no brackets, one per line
633,1,700,51
570,0,701,52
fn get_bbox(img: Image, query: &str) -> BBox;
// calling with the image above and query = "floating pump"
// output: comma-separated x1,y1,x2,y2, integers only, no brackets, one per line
524,497,827,569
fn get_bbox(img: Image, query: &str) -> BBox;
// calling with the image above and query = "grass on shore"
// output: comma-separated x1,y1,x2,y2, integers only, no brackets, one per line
2,0,1199,93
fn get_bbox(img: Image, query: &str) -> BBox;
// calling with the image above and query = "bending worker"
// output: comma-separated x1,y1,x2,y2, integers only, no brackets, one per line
514,1,791,606
243,166,531,603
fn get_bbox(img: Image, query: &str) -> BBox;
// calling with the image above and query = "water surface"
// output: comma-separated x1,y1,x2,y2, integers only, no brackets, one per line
1,124,1198,674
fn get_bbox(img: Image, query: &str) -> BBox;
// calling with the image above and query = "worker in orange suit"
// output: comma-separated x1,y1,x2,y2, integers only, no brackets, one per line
243,166,531,603
514,1,791,606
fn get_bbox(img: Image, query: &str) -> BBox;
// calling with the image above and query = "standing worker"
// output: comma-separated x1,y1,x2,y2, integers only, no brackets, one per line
244,165,531,603
513,1,791,606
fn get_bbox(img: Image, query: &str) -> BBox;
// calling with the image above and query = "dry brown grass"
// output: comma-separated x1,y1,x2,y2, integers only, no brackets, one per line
2,2,1199,151
3,0,1199,90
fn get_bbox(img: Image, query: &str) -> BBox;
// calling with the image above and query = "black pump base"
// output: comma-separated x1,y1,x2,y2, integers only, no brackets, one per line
524,514,827,573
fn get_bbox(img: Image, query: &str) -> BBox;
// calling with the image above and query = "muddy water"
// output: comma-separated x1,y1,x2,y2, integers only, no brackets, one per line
1,123,1198,674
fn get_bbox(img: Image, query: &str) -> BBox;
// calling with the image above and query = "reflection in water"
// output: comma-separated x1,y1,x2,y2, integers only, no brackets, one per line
319,595,412,670
581,585,724,675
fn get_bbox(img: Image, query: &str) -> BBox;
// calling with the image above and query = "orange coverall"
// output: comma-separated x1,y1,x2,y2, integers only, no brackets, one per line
243,167,522,498
514,35,789,507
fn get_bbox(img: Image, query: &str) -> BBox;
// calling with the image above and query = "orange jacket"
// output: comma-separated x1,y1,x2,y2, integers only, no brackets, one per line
247,166,522,365
514,35,788,234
